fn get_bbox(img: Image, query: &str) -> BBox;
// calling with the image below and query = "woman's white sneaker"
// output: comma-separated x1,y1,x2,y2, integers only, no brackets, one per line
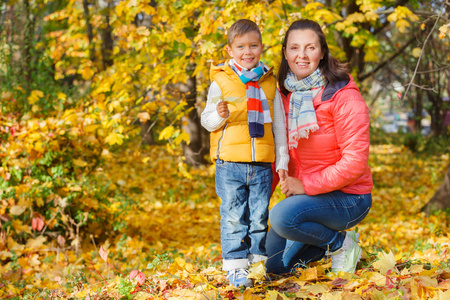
329,231,362,274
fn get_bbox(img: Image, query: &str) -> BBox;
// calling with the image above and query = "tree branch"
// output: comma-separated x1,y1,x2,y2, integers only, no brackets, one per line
402,2,445,101
358,36,416,82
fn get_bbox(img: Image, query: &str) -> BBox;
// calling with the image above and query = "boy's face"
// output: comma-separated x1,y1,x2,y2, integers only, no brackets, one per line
226,31,264,70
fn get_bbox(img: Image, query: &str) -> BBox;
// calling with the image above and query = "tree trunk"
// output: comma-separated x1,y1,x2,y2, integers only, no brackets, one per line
180,64,208,166
140,118,154,145
421,166,450,215
100,0,113,69
137,0,157,144
22,0,34,93
412,74,424,133
426,89,443,136
82,0,95,62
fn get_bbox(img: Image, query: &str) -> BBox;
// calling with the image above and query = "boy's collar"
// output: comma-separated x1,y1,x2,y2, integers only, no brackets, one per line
229,59,268,72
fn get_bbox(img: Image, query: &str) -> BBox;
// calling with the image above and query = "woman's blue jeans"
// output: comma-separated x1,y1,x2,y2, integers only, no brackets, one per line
215,159,272,271
266,191,372,274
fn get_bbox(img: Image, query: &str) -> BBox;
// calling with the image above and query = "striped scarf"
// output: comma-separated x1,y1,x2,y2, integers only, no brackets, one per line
284,68,327,149
230,59,272,138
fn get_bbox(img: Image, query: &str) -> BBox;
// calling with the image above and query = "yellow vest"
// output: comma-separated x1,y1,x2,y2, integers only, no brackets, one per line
209,60,276,163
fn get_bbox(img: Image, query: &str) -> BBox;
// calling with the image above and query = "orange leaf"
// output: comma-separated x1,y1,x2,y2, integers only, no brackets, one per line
129,269,139,280
136,271,146,285
99,245,108,263
31,217,45,231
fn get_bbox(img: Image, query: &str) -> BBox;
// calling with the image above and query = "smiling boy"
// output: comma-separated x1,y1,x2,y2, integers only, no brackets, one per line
200,19,289,287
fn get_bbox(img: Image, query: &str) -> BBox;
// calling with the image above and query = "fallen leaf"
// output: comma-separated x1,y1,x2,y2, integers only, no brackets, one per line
301,283,329,295
247,261,267,281
32,217,45,231
373,251,396,275
264,290,289,300
136,271,146,285
25,236,46,249
99,245,108,263
129,269,139,280
297,267,318,281
10,206,26,216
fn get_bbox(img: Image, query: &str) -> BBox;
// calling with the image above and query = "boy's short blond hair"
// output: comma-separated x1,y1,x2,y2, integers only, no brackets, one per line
227,19,262,46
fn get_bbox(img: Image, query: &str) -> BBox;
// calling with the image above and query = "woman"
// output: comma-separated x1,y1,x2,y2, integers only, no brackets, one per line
266,19,373,274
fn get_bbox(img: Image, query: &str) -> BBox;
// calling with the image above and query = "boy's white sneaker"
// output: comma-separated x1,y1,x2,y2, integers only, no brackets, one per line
226,268,253,287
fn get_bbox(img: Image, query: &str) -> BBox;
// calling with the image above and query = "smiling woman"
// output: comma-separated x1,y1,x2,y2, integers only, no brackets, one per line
283,29,324,80
267,19,373,276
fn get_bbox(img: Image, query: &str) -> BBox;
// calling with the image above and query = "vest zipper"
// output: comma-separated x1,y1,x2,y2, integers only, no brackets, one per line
216,124,228,159
251,137,256,161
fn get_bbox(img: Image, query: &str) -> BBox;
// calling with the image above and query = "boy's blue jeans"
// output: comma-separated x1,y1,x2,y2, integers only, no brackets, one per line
266,191,372,274
215,159,273,271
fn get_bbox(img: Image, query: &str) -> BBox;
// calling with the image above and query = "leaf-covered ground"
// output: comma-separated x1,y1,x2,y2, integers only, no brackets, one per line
1,144,450,299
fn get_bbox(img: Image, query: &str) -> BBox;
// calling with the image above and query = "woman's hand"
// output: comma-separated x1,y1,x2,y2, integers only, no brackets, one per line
280,176,305,197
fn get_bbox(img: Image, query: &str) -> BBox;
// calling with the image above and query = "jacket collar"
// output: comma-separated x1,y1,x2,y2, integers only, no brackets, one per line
321,78,350,102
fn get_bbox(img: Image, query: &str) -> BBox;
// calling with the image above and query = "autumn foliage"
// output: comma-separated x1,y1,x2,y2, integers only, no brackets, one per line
1,0,450,299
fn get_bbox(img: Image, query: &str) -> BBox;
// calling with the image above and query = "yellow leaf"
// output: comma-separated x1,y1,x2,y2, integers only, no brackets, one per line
412,47,422,58
396,19,410,33
137,112,151,123
373,250,396,275
28,90,44,104
29,254,41,267
0,250,13,260
10,205,27,216
26,236,47,249
264,290,290,300
83,124,99,133
387,11,398,22
81,67,94,80
57,92,67,100
364,11,379,22
243,289,262,300
105,132,124,145
302,283,329,295
173,132,190,145
199,41,215,55
73,158,88,167
418,275,438,287
344,26,358,35
297,267,318,281
247,261,267,281
159,126,175,140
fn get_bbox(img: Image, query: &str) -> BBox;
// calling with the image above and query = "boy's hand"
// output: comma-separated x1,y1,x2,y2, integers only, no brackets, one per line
216,101,229,118
277,169,288,181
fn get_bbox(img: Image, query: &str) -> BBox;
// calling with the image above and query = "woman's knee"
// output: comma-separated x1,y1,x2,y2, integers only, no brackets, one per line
269,200,297,234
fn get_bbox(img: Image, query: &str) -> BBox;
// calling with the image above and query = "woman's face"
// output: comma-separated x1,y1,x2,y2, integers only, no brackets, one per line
284,29,324,80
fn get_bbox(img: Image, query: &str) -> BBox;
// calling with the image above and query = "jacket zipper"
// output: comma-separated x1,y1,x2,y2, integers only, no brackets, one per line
251,137,256,161
216,124,228,159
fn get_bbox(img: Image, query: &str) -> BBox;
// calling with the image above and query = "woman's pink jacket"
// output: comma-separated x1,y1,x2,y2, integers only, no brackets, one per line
273,75,373,196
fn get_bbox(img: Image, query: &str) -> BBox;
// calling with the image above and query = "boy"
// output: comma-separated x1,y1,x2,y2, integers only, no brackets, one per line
201,19,289,287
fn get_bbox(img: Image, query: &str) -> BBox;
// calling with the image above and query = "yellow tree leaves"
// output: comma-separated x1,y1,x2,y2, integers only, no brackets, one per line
439,23,450,39
387,6,420,33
